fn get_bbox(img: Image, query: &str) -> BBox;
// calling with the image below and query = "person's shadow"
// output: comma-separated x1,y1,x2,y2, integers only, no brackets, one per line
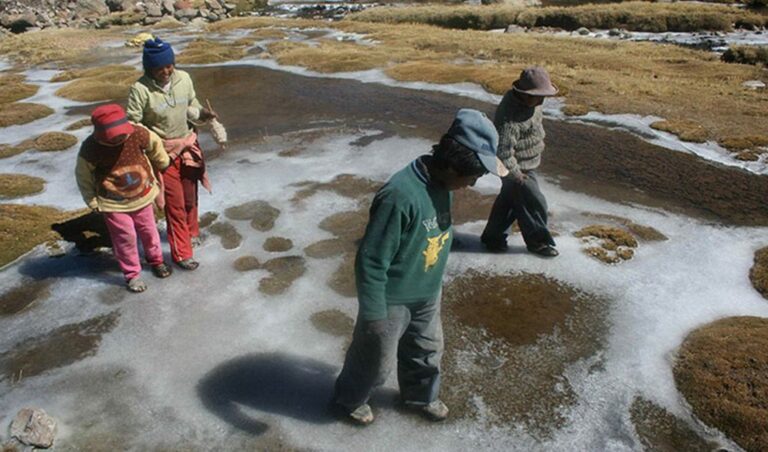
197,352,339,435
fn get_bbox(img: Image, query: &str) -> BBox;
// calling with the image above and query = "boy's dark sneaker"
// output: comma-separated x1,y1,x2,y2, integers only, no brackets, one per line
151,262,173,278
481,234,508,253
528,243,559,257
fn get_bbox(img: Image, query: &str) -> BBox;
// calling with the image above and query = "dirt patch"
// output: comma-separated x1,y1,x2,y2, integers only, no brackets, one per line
291,174,381,204
304,238,354,258
0,311,120,382
259,255,307,295
0,73,38,104
441,270,609,434
0,102,54,127
0,173,45,199
582,212,668,242
176,39,247,65
263,236,293,252
630,397,721,452
209,221,243,250
0,204,77,267
749,246,768,300
310,309,354,337
66,118,93,131
0,279,51,317
575,225,639,264
54,65,140,102
233,255,261,272
198,211,219,228
452,187,496,225
224,200,281,231
673,316,768,452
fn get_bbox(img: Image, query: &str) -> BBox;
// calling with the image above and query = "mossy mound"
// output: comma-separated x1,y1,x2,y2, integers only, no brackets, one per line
224,200,281,231
0,73,38,104
562,103,591,116
0,204,73,267
66,118,93,131
630,397,721,451
199,211,219,228
575,224,639,264
209,221,243,250
674,316,768,452
310,309,354,337
0,102,54,127
53,65,140,102
30,132,79,152
582,213,667,242
749,246,768,300
259,256,307,295
176,39,247,65
233,255,261,272
651,119,709,143
721,45,768,66
0,144,26,160
291,174,380,204
719,135,768,152
263,236,293,252
0,174,46,199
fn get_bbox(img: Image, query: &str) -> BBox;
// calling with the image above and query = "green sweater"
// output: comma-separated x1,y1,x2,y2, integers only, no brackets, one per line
356,156,453,321
126,69,202,140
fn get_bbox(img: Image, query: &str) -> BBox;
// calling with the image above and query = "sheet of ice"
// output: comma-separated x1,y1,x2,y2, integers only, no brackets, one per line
1,127,765,450
551,28,768,52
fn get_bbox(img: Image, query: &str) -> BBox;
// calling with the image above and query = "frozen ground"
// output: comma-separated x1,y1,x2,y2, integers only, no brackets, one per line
1,28,768,451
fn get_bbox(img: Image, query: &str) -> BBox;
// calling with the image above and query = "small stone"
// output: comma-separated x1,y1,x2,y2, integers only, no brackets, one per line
505,24,525,34
173,7,197,19
742,80,766,90
9,408,57,448
146,4,162,16
144,15,162,24
576,27,590,36
223,2,236,11
205,0,223,10
608,28,621,36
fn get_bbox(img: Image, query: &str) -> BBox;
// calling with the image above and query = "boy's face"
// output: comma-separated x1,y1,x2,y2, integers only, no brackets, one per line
441,170,483,191
98,133,129,147
150,64,174,85
518,92,545,108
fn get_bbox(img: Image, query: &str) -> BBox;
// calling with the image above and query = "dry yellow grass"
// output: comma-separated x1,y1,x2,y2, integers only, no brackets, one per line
750,246,768,299
0,28,120,66
0,204,80,267
220,17,766,150
66,118,93,131
250,28,289,40
0,174,46,199
0,144,27,160
31,132,80,152
650,120,709,143
53,65,140,102
176,39,248,65
0,102,54,127
0,74,38,104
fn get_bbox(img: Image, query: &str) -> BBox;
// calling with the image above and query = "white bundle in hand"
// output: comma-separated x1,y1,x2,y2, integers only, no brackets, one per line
209,118,227,146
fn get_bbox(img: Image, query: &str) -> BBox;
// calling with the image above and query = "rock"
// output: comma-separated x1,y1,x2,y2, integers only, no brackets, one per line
174,7,197,19
206,12,219,21
223,3,236,11
205,0,223,10
1,13,37,33
608,28,621,36
105,0,132,11
9,408,57,448
145,4,162,16
576,27,590,36
143,15,162,24
742,80,766,90
162,0,175,13
505,24,526,33
76,0,109,17
173,0,192,9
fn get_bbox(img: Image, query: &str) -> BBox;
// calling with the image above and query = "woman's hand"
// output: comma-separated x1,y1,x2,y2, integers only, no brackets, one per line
199,107,219,121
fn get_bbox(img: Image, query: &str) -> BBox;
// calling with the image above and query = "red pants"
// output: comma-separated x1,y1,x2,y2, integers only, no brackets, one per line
164,157,201,263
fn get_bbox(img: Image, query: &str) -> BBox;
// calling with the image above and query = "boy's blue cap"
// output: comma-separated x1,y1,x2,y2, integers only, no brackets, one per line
446,109,509,177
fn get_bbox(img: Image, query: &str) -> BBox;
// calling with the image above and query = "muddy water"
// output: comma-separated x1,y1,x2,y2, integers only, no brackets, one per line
184,65,768,226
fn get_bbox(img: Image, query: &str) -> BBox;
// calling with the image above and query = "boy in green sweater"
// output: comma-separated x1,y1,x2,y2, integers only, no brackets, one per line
333,109,508,425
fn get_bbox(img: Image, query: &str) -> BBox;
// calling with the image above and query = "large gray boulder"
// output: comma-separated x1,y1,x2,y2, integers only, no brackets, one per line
76,0,109,17
162,0,175,14
9,408,57,449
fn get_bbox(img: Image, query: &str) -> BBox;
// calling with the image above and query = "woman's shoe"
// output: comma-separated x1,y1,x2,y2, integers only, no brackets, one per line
176,258,199,270
151,262,173,278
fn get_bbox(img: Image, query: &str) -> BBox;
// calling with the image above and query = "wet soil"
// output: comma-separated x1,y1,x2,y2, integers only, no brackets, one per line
209,221,243,250
263,237,293,252
441,271,609,436
187,65,768,227
0,311,120,382
310,309,354,337
630,397,721,452
0,279,51,316
224,200,281,232
259,256,307,295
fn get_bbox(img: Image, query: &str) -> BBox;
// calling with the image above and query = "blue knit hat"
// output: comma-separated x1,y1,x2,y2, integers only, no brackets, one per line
446,109,508,177
142,38,175,71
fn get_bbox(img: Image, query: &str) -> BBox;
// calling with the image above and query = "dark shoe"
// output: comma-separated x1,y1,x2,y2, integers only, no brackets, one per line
481,234,508,253
528,244,559,257
176,258,199,270
151,262,173,278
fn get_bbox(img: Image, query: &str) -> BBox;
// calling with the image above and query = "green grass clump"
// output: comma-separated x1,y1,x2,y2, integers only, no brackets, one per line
722,45,768,66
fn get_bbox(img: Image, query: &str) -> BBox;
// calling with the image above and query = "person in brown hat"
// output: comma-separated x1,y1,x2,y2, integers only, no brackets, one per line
481,66,560,257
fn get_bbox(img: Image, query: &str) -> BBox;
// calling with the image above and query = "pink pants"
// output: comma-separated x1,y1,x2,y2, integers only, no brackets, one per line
103,203,164,281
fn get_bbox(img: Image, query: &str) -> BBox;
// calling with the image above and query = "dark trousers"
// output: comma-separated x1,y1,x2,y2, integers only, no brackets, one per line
482,170,555,248
334,298,443,410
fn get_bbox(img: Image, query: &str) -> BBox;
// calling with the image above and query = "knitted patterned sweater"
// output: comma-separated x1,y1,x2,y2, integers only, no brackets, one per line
494,90,546,178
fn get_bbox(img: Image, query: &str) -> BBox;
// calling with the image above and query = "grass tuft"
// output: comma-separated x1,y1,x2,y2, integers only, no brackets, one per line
750,246,768,299
176,39,248,65
0,204,81,267
54,65,140,102
0,102,54,127
0,74,39,104
650,120,709,143
0,28,121,66
721,45,768,66
718,135,768,151
0,174,46,199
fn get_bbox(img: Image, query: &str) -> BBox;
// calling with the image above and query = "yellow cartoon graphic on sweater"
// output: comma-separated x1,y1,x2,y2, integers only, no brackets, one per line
423,231,450,271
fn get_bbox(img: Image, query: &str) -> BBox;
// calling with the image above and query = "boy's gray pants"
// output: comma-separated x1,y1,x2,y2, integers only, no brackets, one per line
482,170,555,248
334,297,443,410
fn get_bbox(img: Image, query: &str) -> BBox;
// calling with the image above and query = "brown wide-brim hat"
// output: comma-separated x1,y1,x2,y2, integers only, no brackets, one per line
512,66,559,97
